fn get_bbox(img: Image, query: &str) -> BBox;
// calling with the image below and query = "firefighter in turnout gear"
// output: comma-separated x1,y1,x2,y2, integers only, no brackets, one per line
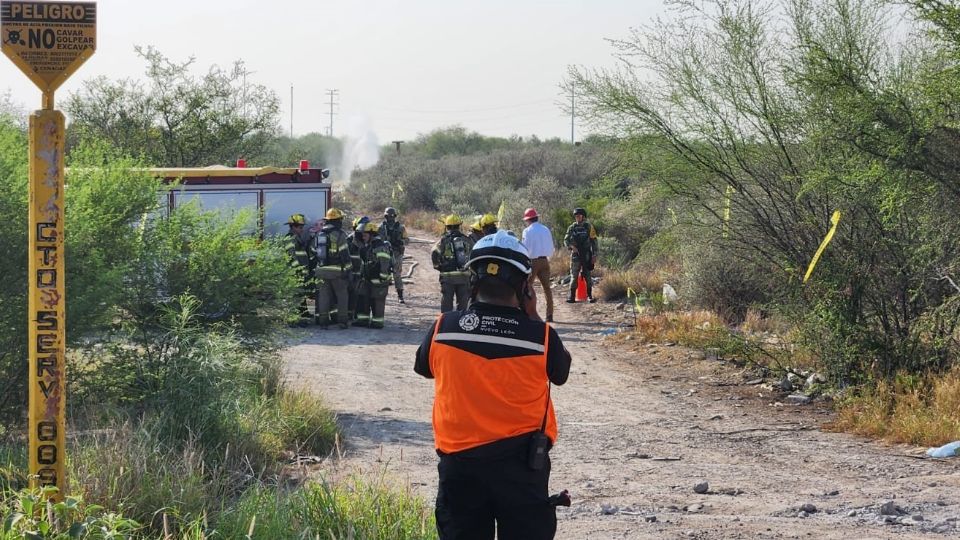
563,207,599,303
431,215,475,312
479,213,498,237
415,230,573,540
355,222,394,329
380,207,409,304
468,216,484,244
285,213,315,326
313,208,352,328
347,216,371,323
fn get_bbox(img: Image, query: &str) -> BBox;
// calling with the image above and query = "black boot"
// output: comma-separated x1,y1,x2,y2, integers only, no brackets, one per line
398,290,405,304
566,293,576,304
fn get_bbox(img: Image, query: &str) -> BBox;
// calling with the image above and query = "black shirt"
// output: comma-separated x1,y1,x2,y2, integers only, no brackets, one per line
415,302,571,385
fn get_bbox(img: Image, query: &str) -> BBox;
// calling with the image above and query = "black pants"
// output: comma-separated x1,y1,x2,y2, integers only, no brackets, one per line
436,446,556,540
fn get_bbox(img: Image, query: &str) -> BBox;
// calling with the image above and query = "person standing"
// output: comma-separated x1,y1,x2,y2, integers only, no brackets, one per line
415,231,572,540
284,213,315,327
431,215,474,312
347,216,370,323
313,208,352,328
379,207,409,304
354,222,394,329
522,208,555,322
479,213,498,237
563,207,599,303
468,216,484,244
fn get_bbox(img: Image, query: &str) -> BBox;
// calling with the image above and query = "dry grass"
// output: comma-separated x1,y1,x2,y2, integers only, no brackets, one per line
627,310,728,345
549,249,570,277
597,268,665,302
404,209,447,237
739,309,800,340
831,368,960,446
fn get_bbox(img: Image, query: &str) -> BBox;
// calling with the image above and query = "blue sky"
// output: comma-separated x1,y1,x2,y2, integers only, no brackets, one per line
2,0,667,144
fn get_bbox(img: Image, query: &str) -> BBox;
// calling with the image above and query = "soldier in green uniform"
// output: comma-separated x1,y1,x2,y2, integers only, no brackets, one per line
563,207,599,303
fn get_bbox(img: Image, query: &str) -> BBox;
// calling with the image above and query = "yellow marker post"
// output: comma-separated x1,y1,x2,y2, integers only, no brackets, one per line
2,0,97,499
803,210,842,284
722,185,733,238
28,106,66,494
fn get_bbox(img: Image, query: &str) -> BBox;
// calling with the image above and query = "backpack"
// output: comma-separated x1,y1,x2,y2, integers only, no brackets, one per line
314,232,329,265
441,234,470,271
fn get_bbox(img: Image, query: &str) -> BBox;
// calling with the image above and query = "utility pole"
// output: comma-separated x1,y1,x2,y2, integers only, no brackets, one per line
289,84,294,138
392,140,404,155
570,84,575,144
325,89,340,136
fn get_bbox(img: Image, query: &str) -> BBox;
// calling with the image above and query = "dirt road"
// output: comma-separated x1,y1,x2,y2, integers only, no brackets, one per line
285,233,960,539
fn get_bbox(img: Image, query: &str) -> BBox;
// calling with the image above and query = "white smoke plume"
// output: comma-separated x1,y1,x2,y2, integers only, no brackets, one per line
339,115,380,184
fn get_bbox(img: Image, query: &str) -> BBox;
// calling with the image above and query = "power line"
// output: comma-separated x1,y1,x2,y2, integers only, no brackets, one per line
325,89,340,136
369,100,555,114
371,108,564,124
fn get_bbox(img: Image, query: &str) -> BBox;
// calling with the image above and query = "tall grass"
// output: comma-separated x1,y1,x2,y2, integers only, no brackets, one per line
403,209,446,237
213,476,435,539
596,268,664,302
832,368,960,446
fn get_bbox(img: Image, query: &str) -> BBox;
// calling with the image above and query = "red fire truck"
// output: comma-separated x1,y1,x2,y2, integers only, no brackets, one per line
150,160,332,236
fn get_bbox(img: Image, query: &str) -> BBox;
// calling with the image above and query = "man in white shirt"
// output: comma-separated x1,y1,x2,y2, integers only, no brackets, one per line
521,207,556,322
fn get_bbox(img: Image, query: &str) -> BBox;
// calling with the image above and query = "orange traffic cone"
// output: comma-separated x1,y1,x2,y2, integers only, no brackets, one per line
576,275,588,301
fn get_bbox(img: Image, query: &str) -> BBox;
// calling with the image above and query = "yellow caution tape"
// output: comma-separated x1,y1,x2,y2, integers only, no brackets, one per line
496,200,506,224
626,287,643,312
803,210,841,283
722,185,733,238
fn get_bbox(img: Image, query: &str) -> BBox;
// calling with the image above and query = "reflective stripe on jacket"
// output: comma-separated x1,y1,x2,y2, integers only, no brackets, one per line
426,313,557,454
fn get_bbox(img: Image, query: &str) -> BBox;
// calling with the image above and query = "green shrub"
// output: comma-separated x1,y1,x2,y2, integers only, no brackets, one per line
213,477,435,540
681,243,770,324
0,487,140,540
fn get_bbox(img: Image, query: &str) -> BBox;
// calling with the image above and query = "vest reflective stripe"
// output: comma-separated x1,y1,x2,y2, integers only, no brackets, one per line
429,318,556,454
434,333,545,353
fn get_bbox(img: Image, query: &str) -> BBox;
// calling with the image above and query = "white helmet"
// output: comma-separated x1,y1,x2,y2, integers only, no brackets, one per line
466,230,532,275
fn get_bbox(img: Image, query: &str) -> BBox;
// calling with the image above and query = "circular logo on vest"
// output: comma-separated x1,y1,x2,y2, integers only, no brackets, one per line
458,313,480,331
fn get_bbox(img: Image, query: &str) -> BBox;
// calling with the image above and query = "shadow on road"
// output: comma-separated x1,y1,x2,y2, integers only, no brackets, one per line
335,411,434,453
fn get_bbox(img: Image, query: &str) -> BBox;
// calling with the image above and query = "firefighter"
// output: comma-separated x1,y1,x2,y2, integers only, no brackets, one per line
431,215,474,313
479,213,498,237
313,208,352,328
379,207,409,304
347,216,370,323
284,213,314,327
415,230,573,540
563,207,599,303
354,222,394,329
468,216,484,244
